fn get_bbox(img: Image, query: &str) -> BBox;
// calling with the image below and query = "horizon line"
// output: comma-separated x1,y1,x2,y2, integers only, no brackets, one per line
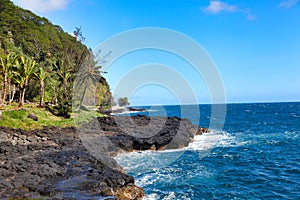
129,100,300,107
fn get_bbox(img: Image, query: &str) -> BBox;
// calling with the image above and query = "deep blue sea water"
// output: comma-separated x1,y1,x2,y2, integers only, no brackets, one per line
115,102,300,200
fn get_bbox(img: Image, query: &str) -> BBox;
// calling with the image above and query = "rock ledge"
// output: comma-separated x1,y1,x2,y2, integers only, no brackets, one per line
0,115,207,199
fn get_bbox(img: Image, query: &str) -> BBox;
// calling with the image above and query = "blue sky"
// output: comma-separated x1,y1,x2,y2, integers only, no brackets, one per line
12,0,300,105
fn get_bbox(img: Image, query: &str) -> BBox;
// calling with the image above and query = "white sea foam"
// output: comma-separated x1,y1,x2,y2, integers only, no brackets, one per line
111,110,144,115
136,174,157,186
115,129,253,189
115,130,247,172
185,130,247,151
111,108,160,116
163,192,176,200
143,193,160,200
143,192,191,200
115,150,187,174
137,172,175,187
147,109,160,112
186,132,220,151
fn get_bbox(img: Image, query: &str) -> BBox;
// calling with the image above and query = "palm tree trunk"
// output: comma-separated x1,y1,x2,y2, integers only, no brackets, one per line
18,87,24,107
20,80,29,107
76,84,87,111
22,87,26,106
18,86,26,107
0,75,8,107
0,91,2,107
39,81,45,107
8,79,11,105
9,85,15,105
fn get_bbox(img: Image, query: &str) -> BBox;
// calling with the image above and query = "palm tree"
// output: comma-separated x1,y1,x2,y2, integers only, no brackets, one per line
75,51,106,111
52,58,74,117
52,59,73,95
34,66,48,107
0,53,17,107
13,54,37,107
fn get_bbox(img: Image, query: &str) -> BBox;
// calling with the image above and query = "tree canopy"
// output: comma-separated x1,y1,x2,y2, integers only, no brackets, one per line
0,0,86,61
118,97,130,107
0,0,112,117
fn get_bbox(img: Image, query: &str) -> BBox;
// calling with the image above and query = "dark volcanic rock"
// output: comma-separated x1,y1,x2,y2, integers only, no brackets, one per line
0,115,205,199
82,115,200,153
0,126,143,199
128,107,147,112
28,113,38,121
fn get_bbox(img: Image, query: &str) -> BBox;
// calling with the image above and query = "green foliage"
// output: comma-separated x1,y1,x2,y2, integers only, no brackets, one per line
0,106,106,130
55,90,72,118
97,81,112,108
34,66,48,106
118,97,130,107
12,54,37,107
0,108,74,129
0,0,86,60
3,109,27,120
0,52,17,106
0,0,112,118
73,50,108,110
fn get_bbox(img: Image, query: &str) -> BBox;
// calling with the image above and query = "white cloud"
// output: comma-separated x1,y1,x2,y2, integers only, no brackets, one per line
203,0,237,14
12,0,69,13
202,1,256,20
278,0,299,9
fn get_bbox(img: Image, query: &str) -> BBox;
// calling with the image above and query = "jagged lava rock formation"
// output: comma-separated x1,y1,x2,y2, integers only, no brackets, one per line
0,115,208,199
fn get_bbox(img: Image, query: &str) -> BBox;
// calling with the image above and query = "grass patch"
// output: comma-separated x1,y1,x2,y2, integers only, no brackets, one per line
0,106,105,130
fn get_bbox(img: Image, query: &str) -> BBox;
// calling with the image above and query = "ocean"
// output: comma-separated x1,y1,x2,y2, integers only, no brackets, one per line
115,102,300,200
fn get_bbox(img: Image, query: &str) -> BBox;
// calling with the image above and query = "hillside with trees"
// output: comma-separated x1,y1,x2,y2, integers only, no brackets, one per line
0,0,112,118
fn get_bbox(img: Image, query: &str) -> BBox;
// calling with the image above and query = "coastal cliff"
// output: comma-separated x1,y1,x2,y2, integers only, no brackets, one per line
0,115,208,199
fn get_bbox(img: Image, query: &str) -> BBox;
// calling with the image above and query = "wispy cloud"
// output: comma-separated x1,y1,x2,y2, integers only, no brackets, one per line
13,0,70,13
278,0,299,9
202,1,256,20
203,0,237,14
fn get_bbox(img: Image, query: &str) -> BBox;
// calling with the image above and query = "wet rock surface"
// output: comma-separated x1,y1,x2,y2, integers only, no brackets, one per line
0,115,207,199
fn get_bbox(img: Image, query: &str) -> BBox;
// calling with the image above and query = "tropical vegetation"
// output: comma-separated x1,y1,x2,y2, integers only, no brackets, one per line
0,0,112,119
118,97,130,107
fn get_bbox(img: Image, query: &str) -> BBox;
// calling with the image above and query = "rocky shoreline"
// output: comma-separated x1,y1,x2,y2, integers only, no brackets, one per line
0,115,208,199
